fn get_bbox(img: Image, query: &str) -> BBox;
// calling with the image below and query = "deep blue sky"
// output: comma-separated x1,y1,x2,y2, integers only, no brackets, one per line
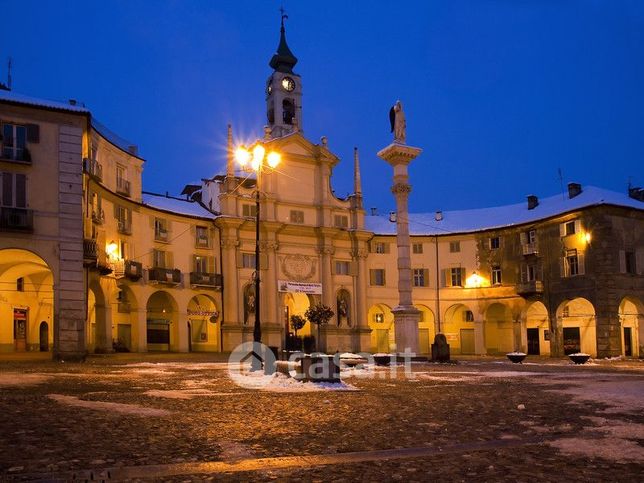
2,0,642,213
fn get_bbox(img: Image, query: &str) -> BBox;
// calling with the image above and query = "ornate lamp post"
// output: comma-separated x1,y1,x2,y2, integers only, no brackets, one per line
234,144,281,350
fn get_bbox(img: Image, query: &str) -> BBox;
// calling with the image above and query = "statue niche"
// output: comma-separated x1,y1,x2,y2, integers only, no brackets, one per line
336,290,351,327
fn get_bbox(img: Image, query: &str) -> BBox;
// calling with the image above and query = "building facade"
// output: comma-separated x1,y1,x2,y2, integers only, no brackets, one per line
0,25,642,360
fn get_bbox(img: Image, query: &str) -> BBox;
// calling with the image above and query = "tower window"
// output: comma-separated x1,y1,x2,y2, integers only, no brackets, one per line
283,99,295,124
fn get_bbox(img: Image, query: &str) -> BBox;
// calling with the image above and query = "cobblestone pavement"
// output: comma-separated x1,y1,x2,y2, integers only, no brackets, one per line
0,354,642,482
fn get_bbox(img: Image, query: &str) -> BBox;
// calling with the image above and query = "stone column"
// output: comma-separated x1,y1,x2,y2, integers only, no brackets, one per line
377,143,422,354
132,308,147,352
474,318,486,355
518,317,528,353
353,246,371,352
175,311,190,353
318,243,335,353
218,231,243,351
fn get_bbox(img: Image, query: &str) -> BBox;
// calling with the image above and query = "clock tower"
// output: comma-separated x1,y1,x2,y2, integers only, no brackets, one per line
266,14,302,138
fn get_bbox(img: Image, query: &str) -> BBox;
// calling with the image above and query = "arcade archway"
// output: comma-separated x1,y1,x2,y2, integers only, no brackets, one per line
367,303,394,353
146,291,179,351
444,303,475,354
557,298,596,356
484,303,513,354
187,294,220,352
619,297,642,357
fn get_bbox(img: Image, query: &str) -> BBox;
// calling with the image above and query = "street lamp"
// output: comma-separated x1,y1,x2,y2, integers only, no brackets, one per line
234,143,281,352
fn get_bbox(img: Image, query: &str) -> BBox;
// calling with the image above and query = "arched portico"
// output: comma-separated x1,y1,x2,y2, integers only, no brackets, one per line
619,297,642,358
368,303,394,353
88,280,112,353
146,291,179,351
557,298,597,356
522,301,550,355
0,249,54,352
484,303,514,354
443,303,476,355
187,294,220,352
416,304,435,355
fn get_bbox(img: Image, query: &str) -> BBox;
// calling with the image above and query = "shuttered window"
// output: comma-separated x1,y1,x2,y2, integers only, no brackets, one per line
413,268,429,287
0,172,26,207
369,269,386,286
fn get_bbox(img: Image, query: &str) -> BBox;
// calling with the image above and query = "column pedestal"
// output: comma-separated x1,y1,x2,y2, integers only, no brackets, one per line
392,305,421,354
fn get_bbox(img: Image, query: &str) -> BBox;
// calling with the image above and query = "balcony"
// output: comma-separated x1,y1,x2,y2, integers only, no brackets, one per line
116,178,131,197
155,228,169,242
83,238,98,263
195,236,210,248
83,158,103,181
148,267,181,284
0,207,34,232
521,242,538,256
189,272,223,288
516,280,544,296
125,260,143,281
91,207,105,225
117,219,132,235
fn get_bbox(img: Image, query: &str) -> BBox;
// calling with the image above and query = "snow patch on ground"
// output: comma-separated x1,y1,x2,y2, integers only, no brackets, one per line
548,437,644,462
143,389,237,400
0,373,49,386
547,380,644,414
232,371,358,392
48,394,172,416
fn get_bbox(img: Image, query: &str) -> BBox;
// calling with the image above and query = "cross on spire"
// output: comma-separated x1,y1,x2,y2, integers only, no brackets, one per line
280,6,288,30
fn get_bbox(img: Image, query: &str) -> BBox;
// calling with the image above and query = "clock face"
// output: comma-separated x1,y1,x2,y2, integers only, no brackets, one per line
281,76,295,92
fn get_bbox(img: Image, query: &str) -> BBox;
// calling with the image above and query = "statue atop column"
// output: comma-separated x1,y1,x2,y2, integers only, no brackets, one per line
389,100,406,144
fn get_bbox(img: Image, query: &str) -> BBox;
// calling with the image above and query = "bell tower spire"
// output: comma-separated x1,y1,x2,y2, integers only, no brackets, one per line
265,9,302,138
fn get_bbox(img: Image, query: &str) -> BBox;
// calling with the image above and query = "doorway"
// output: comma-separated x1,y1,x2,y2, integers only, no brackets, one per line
460,329,475,354
13,308,28,351
527,328,540,355
624,327,632,357
39,322,49,352
563,327,581,355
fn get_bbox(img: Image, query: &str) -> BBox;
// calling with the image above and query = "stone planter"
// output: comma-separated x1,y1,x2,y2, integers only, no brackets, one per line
569,353,590,365
373,354,393,366
506,352,527,364
295,354,340,383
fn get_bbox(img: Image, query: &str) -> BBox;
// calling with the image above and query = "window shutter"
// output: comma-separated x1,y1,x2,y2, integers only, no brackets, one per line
577,252,585,275
15,174,26,208
382,270,386,286
192,255,198,272
208,256,216,273
166,251,174,269
442,269,450,287
636,249,644,275
423,269,429,287
619,250,626,273
519,232,527,245
560,257,567,278
26,124,40,143
369,269,375,285
559,223,566,237
574,219,581,234
384,243,390,254
520,264,527,283
460,268,466,286
2,172,13,206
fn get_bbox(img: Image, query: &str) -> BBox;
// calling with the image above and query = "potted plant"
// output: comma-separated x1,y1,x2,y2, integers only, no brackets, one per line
506,351,527,363
304,304,334,353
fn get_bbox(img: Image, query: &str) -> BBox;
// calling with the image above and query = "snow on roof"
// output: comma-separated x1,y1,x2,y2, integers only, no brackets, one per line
142,193,215,219
366,186,643,236
92,118,141,158
0,90,90,113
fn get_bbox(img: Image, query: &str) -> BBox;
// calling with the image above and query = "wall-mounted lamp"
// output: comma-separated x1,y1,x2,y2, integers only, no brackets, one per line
106,240,118,259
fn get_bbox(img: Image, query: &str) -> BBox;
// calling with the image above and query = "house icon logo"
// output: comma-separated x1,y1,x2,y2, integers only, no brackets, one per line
227,341,277,389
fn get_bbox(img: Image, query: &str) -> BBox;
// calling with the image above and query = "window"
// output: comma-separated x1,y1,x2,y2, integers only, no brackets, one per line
625,252,636,274
451,267,463,287
565,249,580,276
1,172,27,207
528,230,536,244
560,220,581,237
154,218,168,241
115,205,132,234
152,249,166,268
290,210,304,224
491,265,502,285
196,226,209,247
449,241,460,253
2,124,27,161
370,268,386,286
412,243,423,254
116,165,130,195
413,268,428,287
334,214,348,229
242,204,257,217
374,313,385,323
335,260,350,275
16,277,24,292
490,237,500,250
373,241,388,254
521,263,539,282
194,255,208,273
242,253,256,269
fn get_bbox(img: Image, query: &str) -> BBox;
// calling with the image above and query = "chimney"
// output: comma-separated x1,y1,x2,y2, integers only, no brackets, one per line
370,207,378,216
68,99,77,106
527,194,539,210
567,182,582,199
628,186,644,202
435,211,443,221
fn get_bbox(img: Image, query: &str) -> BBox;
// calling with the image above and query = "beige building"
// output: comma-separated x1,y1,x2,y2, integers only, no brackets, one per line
1,24,642,360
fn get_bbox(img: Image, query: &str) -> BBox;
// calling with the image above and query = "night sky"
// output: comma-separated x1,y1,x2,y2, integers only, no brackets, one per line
2,1,642,213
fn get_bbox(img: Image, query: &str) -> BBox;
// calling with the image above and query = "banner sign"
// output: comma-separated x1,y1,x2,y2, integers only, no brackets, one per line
278,280,323,295
187,310,219,317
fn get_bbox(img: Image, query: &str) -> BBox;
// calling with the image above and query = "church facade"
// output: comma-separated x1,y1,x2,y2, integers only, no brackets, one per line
0,24,642,360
